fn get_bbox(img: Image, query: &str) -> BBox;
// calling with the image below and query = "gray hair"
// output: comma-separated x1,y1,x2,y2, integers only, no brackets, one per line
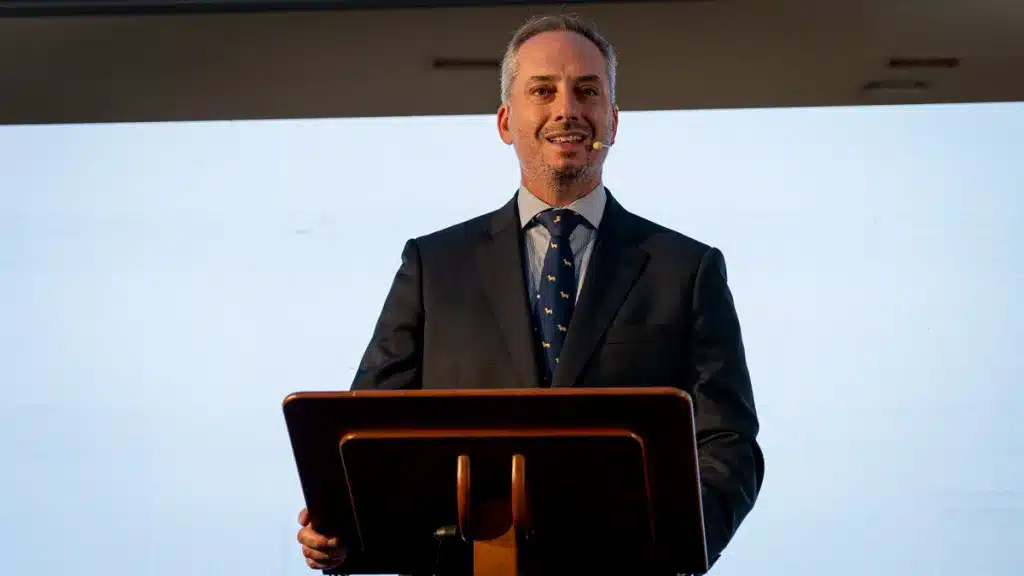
499,14,618,105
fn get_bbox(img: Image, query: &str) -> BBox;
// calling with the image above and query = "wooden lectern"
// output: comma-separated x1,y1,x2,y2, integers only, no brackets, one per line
283,387,708,576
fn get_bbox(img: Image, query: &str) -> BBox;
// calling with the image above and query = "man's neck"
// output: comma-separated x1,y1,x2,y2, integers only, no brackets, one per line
521,175,602,208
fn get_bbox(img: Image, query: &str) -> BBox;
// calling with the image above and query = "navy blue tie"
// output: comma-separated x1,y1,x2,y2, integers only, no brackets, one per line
533,209,587,382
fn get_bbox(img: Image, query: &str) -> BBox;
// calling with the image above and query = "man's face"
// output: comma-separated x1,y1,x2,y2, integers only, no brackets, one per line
498,31,618,185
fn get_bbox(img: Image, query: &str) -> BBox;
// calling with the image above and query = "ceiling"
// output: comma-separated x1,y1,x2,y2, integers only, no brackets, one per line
0,0,1022,125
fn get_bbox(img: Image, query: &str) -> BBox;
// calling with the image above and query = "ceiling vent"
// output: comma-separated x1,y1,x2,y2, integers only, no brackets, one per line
887,57,961,69
432,58,502,70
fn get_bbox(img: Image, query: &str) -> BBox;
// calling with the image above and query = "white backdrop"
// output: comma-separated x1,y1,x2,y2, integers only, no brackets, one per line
1,103,1022,575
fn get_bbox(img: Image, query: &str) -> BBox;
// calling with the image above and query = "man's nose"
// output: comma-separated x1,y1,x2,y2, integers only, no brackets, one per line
552,89,582,122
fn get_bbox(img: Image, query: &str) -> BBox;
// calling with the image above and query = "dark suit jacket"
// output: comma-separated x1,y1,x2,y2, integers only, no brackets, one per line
352,190,764,568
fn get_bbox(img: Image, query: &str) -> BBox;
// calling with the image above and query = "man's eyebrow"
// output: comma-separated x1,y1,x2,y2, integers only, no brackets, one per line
525,74,603,83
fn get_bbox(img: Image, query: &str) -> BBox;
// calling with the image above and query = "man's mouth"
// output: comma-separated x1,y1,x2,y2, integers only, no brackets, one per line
545,133,588,145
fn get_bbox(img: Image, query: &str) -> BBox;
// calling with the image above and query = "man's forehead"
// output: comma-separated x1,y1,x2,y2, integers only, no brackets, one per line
515,34,607,87
517,31,606,69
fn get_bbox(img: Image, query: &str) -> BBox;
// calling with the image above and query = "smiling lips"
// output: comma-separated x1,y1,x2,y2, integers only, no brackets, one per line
545,132,590,149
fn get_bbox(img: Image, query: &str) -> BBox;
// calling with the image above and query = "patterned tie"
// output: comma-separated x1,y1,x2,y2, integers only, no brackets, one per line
533,208,587,383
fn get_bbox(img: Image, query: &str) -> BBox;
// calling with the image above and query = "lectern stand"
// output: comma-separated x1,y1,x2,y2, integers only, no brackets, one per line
283,387,708,576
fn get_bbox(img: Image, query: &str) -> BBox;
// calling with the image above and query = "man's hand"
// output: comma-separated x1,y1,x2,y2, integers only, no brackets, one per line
297,508,348,571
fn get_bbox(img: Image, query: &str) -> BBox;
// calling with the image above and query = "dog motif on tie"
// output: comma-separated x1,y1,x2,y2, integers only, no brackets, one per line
532,208,587,383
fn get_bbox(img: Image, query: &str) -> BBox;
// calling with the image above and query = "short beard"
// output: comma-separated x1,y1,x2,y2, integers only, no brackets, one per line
551,165,588,186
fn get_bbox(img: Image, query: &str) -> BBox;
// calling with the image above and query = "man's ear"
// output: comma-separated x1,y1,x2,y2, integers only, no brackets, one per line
497,103,514,145
610,104,620,145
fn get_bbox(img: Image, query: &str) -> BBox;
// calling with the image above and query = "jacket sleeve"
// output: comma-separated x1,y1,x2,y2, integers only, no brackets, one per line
351,239,425,391
689,247,765,569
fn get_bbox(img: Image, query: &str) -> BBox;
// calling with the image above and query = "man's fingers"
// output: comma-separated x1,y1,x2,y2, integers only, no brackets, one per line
303,545,347,570
306,557,329,570
297,525,339,549
302,545,331,563
296,510,346,571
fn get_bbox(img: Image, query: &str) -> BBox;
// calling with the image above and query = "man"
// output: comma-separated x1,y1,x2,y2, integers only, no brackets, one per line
298,13,763,574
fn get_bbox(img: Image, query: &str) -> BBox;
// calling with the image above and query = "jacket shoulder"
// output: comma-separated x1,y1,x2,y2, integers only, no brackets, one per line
618,207,716,260
411,201,511,253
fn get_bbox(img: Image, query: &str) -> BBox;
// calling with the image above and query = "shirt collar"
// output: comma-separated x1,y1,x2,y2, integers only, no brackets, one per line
517,184,607,230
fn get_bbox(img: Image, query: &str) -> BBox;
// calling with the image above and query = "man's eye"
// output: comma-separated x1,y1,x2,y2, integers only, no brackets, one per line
582,87,599,96
533,87,553,96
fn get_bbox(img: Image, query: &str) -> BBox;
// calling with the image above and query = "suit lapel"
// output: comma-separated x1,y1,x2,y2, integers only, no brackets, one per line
552,194,648,388
475,196,542,389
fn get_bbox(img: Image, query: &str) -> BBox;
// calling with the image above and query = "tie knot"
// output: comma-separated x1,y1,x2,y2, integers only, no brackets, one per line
534,209,586,239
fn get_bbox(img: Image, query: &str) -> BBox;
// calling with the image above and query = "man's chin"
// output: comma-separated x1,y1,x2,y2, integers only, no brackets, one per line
550,164,589,182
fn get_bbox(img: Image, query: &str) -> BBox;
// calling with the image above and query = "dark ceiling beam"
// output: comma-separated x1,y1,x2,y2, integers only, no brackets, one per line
0,0,687,18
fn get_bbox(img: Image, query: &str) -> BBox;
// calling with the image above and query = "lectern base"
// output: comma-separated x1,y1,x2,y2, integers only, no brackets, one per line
473,526,518,576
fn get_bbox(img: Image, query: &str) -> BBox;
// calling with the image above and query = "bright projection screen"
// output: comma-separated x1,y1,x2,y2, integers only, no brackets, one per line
1,103,1022,575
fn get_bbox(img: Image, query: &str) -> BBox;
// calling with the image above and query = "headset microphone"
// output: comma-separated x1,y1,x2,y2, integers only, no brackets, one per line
592,141,613,150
